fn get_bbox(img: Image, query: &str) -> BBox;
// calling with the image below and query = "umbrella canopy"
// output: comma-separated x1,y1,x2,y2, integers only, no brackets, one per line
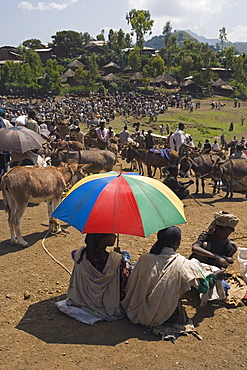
0,126,45,153
52,171,186,238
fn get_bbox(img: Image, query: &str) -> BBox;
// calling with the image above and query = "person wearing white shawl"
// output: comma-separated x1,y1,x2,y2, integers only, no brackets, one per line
121,227,221,327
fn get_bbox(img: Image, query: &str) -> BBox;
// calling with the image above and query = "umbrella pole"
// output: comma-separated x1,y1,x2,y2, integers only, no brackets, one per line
114,234,121,253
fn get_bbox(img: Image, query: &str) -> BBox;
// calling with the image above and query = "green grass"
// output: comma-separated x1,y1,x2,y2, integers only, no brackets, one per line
108,96,247,145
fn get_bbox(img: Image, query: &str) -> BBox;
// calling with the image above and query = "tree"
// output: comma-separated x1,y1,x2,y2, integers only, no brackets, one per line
15,45,28,62
233,55,245,83
51,30,83,58
25,50,43,82
179,55,194,80
1,60,17,84
88,53,99,81
128,46,141,72
160,21,178,71
74,65,87,82
126,9,154,49
108,29,118,51
117,29,126,50
96,29,105,41
162,21,172,47
23,38,44,49
124,33,133,48
41,59,63,93
149,55,165,77
18,63,33,85
82,32,91,45
219,27,227,51
201,47,217,84
223,46,235,69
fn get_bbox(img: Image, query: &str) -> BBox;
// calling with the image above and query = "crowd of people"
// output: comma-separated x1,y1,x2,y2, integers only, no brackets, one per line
1,93,246,335
0,92,194,129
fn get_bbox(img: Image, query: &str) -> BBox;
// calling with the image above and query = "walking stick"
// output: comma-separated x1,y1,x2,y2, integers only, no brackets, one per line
188,193,203,206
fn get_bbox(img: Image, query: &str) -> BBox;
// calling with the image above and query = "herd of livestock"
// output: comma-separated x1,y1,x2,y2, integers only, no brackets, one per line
1,93,247,247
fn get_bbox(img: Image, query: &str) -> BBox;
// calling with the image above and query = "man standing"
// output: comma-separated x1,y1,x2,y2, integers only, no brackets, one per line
26,110,40,134
169,123,186,157
119,126,131,146
134,131,145,148
145,129,154,149
95,120,109,149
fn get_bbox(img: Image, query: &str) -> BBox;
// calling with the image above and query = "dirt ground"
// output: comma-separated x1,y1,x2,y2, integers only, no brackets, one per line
0,158,247,370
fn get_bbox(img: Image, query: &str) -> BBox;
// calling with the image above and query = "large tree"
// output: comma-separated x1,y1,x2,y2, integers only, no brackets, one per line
51,30,83,58
87,53,99,81
162,21,172,47
219,27,227,51
25,50,43,82
23,38,44,49
128,46,141,72
126,9,154,49
41,59,63,93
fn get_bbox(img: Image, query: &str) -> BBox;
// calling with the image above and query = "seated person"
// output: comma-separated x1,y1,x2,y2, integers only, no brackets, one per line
202,139,211,154
56,233,130,324
163,165,194,200
190,211,239,269
121,227,223,327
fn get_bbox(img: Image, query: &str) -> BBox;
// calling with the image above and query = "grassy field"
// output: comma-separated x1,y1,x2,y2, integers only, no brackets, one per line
108,96,247,146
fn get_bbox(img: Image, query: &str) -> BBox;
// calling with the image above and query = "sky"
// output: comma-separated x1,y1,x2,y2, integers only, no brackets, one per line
1,0,247,47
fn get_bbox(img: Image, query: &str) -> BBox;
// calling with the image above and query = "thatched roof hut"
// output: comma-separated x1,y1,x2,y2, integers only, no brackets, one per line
85,41,105,54
151,72,179,89
180,79,203,94
123,65,133,74
210,79,234,96
101,73,122,87
129,72,143,86
102,62,121,74
61,68,75,84
67,59,85,70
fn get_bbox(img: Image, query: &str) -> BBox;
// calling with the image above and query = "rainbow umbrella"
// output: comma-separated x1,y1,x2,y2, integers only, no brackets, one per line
52,171,186,237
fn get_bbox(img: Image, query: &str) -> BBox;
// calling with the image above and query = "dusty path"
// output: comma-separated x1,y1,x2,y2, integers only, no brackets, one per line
0,160,247,369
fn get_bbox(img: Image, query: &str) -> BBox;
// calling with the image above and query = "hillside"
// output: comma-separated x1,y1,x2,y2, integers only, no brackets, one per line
145,30,247,53
145,31,198,49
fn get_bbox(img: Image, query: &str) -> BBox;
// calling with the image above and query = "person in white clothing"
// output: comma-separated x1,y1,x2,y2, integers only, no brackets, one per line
119,126,131,145
212,140,220,152
169,123,186,153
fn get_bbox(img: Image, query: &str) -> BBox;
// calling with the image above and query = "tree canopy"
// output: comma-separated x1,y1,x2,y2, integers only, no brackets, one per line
126,9,154,50
51,30,83,58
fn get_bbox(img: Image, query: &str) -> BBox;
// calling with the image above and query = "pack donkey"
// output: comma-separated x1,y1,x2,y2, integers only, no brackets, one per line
122,145,178,178
211,157,247,198
2,163,87,247
179,154,220,194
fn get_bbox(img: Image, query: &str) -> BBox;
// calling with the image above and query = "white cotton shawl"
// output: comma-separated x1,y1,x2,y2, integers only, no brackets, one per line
121,248,203,327
65,249,124,323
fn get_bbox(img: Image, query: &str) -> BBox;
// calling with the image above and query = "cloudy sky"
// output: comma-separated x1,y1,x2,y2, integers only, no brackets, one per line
1,0,247,47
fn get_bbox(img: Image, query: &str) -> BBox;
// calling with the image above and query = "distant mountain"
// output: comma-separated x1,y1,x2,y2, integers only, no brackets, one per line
145,30,198,50
145,30,247,54
184,30,218,46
